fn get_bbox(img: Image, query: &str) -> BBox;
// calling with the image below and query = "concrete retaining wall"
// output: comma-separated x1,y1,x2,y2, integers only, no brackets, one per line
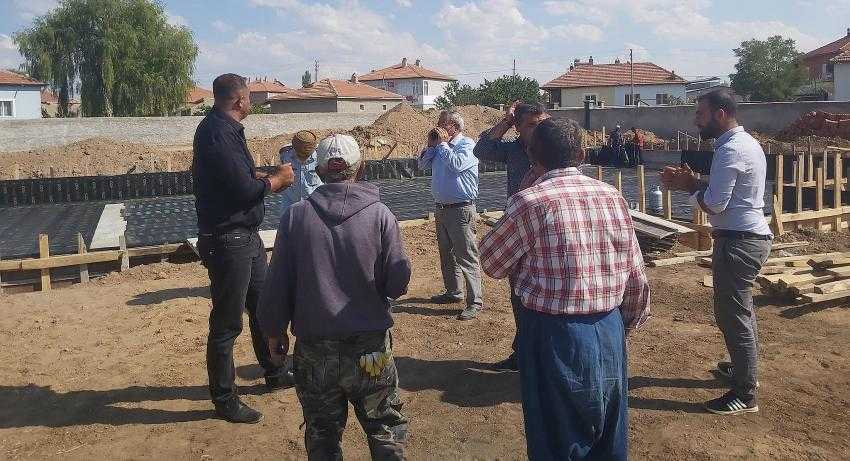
550,100,850,138
0,112,382,153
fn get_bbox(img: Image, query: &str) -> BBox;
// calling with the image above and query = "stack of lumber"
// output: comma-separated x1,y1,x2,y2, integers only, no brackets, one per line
629,210,694,255
755,251,850,303
648,241,810,267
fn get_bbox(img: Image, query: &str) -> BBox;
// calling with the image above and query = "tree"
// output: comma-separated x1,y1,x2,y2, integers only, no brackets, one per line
478,75,540,107
15,0,198,117
435,75,541,109
730,35,808,102
302,70,312,87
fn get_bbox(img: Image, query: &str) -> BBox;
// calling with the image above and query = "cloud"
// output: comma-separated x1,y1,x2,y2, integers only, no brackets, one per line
166,12,189,28
211,20,233,33
0,34,23,71
395,0,413,6
543,0,615,26
10,0,58,20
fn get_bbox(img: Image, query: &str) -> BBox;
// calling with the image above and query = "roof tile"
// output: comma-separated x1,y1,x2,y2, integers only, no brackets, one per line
0,70,46,86
359,61,455,82
247,79,288,93
269,79,404,101
542,62,686,89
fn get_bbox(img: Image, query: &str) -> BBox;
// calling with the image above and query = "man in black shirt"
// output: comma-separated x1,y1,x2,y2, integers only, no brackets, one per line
193,73,294,424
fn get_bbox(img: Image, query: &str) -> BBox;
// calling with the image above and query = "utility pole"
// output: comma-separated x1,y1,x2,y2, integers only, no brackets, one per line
314,60,319,83
512,59,516,77
629,48,634,106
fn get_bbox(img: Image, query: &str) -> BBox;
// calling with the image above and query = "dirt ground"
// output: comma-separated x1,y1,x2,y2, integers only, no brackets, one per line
1,224,849,460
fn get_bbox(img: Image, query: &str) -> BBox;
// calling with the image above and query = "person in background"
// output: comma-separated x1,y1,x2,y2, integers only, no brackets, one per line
609,124,625,166
629,126,645,167
419,109,484,321
192,73,295,424
480,118,650,460
473,100,549,371
662,88,772,415
278,130,322,212
258,134,411,460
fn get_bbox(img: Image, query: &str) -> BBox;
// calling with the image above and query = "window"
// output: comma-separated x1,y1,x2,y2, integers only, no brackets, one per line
382,104,387,110
424,81,429,96
826,62,835,80
0,100,13,117
656,93,671,105
624,93,641,106
387,81,395,89
359,104,365,111
583,93,598,104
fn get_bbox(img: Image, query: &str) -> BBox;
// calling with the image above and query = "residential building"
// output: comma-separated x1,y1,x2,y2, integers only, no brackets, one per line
542,57,687,108
247,78,288,105
803,28,850,82
358,58,456,109
0,70,46,119
41,88,81,117
182,85,213,114
267,76,403,114
834,49,850,101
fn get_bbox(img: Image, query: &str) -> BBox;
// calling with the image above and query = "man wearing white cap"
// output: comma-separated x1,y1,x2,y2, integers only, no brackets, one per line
258,134,412,460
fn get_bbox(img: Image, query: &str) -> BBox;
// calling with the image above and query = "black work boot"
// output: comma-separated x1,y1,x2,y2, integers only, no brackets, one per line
214,398,263,424
265,368,295,391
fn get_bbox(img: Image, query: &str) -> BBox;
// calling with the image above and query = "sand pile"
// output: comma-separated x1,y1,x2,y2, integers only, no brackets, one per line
0,104,508,179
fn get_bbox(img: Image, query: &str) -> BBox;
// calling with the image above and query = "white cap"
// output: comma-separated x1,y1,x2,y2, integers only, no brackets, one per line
316,134,361,174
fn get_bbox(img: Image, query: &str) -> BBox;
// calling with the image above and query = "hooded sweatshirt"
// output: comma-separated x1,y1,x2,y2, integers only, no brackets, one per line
257,181,412,340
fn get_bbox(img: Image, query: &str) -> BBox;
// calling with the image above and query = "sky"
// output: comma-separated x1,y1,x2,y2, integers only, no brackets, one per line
2,0,849,89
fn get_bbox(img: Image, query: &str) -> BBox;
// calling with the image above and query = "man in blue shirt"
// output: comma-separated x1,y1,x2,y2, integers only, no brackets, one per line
278,130,322,212
474,101,549,370
419,109,483,320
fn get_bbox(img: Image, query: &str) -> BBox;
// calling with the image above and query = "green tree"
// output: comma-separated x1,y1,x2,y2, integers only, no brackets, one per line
302,70,312,87
478,75,540,107
730,35,807,102
435,81,479,109
15,0,198,117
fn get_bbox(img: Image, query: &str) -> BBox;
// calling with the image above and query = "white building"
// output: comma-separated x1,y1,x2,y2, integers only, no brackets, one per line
834,49,850,101
542,57,687,108
0,70,46,119
359,58,456,109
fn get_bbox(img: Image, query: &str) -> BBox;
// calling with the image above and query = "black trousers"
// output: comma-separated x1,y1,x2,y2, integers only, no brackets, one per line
198,230,282,404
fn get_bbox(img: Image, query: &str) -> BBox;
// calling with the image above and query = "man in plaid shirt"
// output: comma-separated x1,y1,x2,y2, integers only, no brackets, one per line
480,118,650,460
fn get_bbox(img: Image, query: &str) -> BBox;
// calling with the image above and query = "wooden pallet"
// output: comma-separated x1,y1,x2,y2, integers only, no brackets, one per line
756,252,850,304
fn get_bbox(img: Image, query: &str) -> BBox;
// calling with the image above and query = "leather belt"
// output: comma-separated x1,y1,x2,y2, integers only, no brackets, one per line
712,230,772,240
435,201,473,209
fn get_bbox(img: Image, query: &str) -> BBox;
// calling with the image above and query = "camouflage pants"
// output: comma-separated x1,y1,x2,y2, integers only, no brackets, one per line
294,330,407,461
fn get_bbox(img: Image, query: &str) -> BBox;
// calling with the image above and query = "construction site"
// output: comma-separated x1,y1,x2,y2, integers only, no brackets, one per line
1,103,850,459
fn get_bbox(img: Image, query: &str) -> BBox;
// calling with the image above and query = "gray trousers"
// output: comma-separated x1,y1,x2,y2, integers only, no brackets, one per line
711,236,771,400
435,204,483,308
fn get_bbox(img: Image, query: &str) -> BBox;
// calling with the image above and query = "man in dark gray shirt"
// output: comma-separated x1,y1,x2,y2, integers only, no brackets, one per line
473,101,549,371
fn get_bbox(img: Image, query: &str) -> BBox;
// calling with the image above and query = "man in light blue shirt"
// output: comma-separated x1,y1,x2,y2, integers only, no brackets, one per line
419,109,483,320
278,130,322,212
663,88,772,416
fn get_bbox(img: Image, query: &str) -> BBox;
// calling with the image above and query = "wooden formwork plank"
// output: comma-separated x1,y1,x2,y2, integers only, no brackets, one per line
637,165,646,212
38,234,50,291
814,279,850,294
20,251,121,270
119,235,129,272
77,233,89,284
796,154,804,213
647,256,695,267
801,289,850,303
835,152,843,230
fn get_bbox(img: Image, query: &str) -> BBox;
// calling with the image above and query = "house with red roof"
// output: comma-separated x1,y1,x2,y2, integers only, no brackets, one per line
802,28,850,101
359,58,456,109
542,57,686,108
0,70,47,119
267,76,403,113
247,77,288,105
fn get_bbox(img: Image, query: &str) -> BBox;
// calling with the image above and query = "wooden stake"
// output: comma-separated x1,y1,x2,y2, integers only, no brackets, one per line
664,189,672,220
119,235,129,272
637,165,646,212
596,165,603,181
796,154,804,213
77,233,89,284
0,251,4,295
816,166,824,232
39,234,51,291
775,153,784,210
771,194,784,236
166,155,172,173
835,152,843,231
693,173,703,224
614,169,622,194
807,139,814,182
13,164,20,180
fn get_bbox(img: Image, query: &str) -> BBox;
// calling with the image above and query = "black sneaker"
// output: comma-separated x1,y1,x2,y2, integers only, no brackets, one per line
704,390,758,415
214,398,264,424
432,292,464,304
265,369,295,391
716,362,760,388
457,305,481,320
490,355,519,372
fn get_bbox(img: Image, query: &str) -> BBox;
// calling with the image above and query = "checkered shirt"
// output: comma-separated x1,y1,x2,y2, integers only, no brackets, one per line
480,167,650,331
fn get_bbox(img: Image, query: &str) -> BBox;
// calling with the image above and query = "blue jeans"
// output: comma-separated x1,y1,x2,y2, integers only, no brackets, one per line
517,305,629,461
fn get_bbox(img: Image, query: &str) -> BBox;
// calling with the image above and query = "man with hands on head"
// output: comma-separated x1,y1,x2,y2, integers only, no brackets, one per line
192,73,295,424
474,99,549,371
662,88,772,416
